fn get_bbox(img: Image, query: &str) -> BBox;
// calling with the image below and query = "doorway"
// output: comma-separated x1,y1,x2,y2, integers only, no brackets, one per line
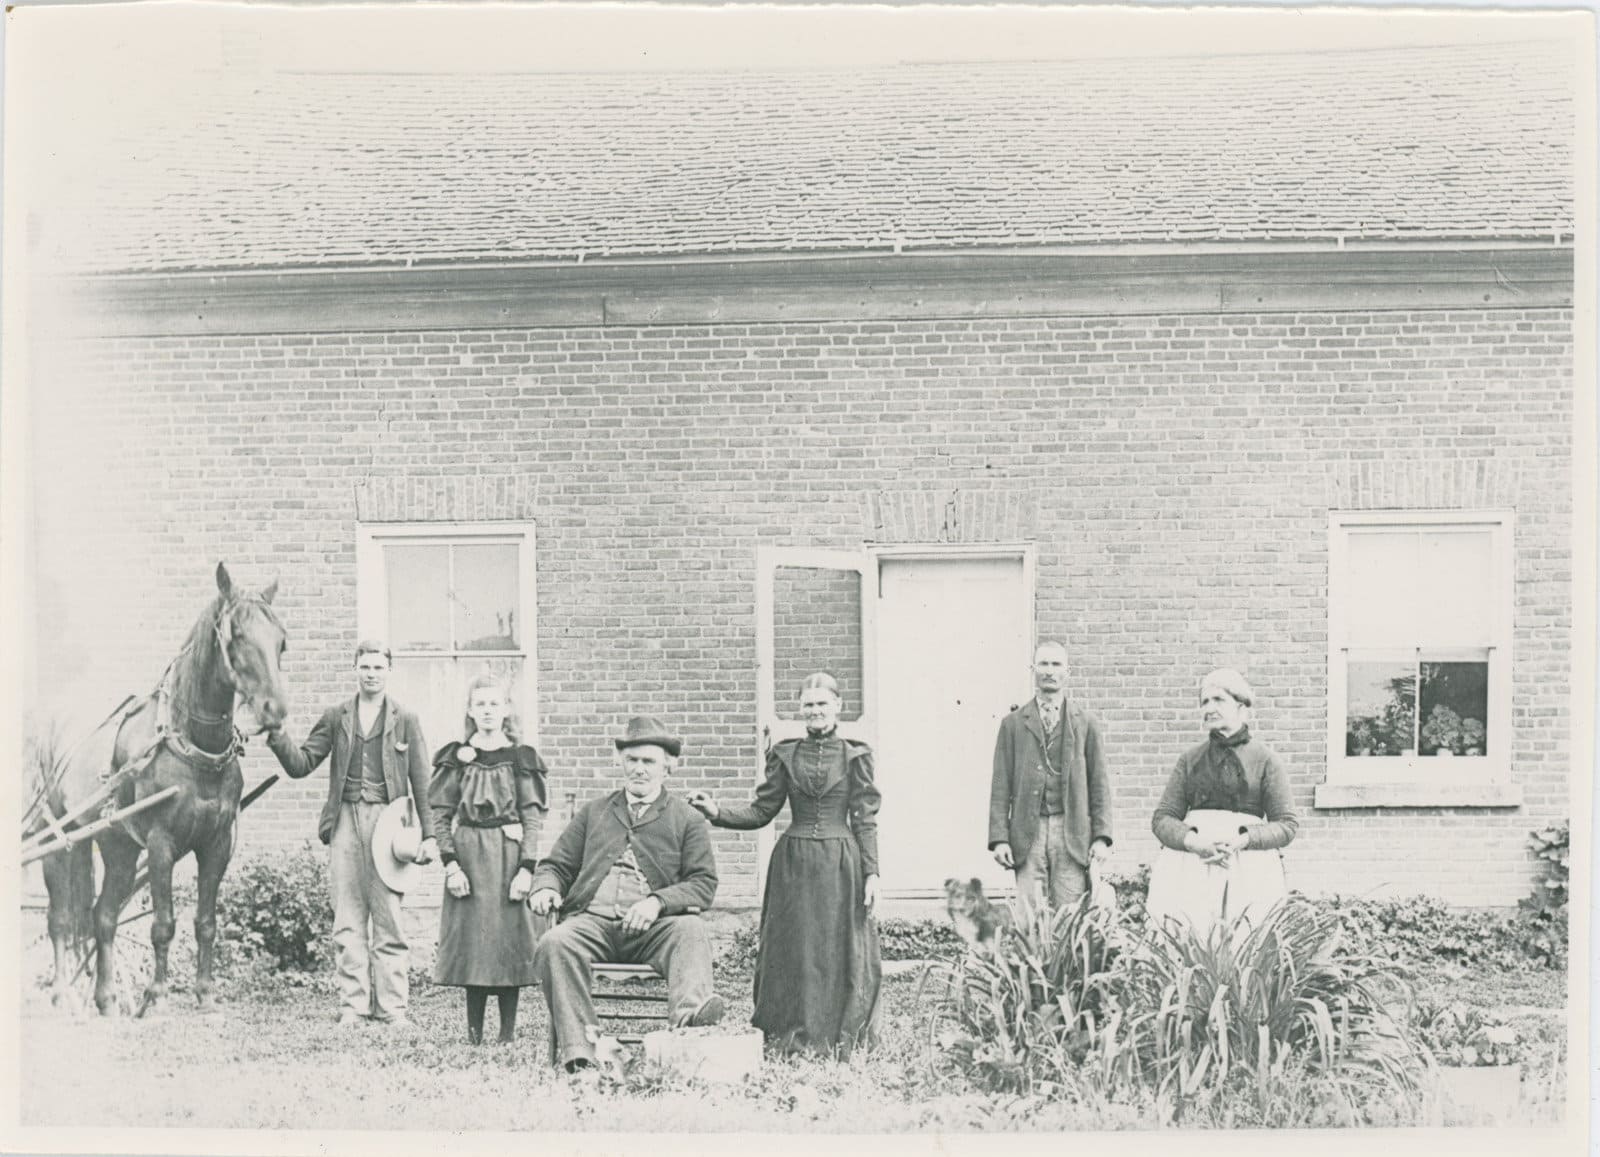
873,552,1031,897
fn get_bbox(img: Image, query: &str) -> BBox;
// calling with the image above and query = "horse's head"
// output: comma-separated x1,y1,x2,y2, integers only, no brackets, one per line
215,562,289,733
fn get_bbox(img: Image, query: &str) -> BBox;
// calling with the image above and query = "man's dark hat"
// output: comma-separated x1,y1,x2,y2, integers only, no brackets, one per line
615,715,681,757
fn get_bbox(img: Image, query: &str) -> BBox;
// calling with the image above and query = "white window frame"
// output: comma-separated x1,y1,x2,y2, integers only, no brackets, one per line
1323,509,1514,800
356,520,539,742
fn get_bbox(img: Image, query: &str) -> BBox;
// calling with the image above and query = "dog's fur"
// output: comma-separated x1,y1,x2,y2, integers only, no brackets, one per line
944,877,1013,952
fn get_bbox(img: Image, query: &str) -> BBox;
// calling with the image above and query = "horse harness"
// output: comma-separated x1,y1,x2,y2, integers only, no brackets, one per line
94,599,258,834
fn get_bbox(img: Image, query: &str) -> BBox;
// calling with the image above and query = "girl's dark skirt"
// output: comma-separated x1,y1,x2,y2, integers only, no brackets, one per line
433,824,546,987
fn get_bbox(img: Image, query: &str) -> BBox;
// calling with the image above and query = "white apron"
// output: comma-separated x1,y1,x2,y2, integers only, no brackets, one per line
1145,808,1287,936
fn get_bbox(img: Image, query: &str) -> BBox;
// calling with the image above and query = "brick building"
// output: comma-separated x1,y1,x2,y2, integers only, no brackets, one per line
17,40,1578,913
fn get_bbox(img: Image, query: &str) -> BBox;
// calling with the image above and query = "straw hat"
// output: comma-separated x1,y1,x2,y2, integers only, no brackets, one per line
372,797,425,894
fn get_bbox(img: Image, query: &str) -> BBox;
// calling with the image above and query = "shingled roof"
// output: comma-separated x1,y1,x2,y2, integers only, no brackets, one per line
29,39,1575,276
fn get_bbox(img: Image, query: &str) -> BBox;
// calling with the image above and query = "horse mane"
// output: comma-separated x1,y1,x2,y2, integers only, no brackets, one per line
168,592,228,715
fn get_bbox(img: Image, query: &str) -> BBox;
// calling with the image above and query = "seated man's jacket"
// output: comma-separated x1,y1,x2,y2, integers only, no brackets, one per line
531,789,717,918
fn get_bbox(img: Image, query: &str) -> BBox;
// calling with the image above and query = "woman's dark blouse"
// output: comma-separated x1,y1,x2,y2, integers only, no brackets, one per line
429,741,548,872
712,733,881,876
1151,735,1298,853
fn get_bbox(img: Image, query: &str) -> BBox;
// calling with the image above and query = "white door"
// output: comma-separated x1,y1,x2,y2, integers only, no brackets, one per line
874,555,1031,897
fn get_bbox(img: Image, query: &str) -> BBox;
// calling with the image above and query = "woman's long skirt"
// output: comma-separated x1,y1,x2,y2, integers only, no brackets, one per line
1145,808,1287,937
433,824,545,987
752,833,881,1057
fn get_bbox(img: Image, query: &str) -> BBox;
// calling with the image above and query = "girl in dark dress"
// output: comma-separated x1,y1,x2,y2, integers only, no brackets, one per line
689,672,882,1057
430,674,548,1044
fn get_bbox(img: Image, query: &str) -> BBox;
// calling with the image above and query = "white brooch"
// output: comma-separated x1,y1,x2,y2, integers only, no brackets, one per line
457,745,477,764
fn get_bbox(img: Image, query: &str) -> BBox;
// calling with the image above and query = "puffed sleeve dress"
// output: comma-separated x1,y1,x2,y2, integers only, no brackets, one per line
430,741,549,987
710,729,882,1056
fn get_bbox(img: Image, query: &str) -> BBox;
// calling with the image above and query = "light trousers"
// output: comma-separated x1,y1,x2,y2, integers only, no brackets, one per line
330,800,409,1020
532,911,714,1066
1013,812,1089,925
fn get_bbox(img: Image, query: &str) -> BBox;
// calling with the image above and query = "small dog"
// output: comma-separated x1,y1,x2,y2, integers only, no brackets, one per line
944,877,1013,953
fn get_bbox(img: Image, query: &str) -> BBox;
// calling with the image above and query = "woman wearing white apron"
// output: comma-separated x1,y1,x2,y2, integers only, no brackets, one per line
1146,669,1298,936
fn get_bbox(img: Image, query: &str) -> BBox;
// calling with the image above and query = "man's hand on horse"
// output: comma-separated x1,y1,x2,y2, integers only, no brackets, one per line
415,837,438,866
529,888,562,916
621,895,663,934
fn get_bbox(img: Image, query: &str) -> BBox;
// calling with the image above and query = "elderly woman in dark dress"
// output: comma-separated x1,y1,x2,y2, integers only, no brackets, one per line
1146,668,1298,934
689,672,882,1057
430,673,549,1043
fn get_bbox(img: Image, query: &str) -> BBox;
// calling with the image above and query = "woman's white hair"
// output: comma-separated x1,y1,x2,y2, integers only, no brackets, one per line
1200,667,1254,708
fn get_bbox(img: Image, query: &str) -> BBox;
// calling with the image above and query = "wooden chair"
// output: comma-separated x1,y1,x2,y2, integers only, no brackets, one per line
545,960,668,1064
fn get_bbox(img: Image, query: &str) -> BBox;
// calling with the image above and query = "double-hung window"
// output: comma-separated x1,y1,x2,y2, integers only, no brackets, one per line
356,522,537,754
1322,510,1515,805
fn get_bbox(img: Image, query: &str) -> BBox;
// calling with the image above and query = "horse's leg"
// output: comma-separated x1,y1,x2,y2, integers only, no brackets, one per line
137,829,179,1018
192,821,235,1012
92,835,142,1016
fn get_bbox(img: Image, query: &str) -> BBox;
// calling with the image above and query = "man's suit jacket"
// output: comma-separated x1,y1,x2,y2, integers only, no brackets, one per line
988,698,1112,869
266,696,435,845
530,789,717,918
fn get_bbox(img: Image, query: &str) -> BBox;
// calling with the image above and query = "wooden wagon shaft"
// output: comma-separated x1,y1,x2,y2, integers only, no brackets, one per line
21,754,156,856
21,786,181,866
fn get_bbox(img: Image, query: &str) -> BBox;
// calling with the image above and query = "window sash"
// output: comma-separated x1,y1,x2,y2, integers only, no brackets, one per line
1327,510,1511,783
357,522,538,743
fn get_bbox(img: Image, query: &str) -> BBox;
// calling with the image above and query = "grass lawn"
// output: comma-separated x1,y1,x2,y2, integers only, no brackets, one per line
17,921,1570,1133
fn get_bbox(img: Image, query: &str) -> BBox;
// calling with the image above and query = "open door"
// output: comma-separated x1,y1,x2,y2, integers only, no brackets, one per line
753,546,874,891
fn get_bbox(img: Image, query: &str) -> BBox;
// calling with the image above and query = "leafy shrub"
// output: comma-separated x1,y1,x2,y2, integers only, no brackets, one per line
218,844,334,971
1320,892,1561,972
716,922,760,976
878,917,964,962
1414,1000,1524,1068
1518,822,1569,969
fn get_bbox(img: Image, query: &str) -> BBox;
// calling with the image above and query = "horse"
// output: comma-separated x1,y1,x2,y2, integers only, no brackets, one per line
33,562,288,1015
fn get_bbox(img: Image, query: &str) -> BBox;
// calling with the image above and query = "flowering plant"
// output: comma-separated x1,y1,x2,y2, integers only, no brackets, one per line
1416,1001,1524,1067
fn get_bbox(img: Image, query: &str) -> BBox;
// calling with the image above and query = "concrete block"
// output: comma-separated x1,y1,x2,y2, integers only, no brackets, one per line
643,1027,762,1083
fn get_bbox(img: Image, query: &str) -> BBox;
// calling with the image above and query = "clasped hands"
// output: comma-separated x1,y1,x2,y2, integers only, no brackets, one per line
1184,830,1250,866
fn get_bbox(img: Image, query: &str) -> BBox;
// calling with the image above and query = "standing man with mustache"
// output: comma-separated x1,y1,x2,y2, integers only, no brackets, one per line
529,716,723,1072
988,640,1113,921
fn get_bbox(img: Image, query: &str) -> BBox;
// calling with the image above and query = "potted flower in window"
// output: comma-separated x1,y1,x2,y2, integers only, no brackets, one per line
1416,1001,1524,1123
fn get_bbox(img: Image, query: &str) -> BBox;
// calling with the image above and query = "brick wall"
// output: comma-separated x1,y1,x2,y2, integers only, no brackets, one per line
28,308,1573,907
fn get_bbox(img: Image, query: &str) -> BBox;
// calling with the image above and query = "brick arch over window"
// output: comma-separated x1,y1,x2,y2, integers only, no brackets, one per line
863,487,1038,544
355,474,538,524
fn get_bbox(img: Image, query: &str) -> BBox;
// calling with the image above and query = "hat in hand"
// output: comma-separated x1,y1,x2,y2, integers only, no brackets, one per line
614,715,681,758
372,797,425,894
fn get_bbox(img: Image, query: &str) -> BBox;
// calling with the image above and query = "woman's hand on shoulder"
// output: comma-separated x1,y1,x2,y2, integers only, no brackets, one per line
686,790,719,820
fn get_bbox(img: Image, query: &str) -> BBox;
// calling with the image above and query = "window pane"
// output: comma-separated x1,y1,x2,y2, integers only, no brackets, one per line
452,543,520,651
1345,661,1416,756
386,545,450,651
772,566,863,722
1415,532,1493,648
1418,660,1489,757
388,656,527,756
1344,532,1418,648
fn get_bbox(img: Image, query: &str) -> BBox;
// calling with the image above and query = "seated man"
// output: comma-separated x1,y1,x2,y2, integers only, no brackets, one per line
530,715,723,1071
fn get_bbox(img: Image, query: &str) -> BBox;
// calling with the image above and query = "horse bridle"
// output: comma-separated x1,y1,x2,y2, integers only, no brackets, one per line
179,593,281,731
